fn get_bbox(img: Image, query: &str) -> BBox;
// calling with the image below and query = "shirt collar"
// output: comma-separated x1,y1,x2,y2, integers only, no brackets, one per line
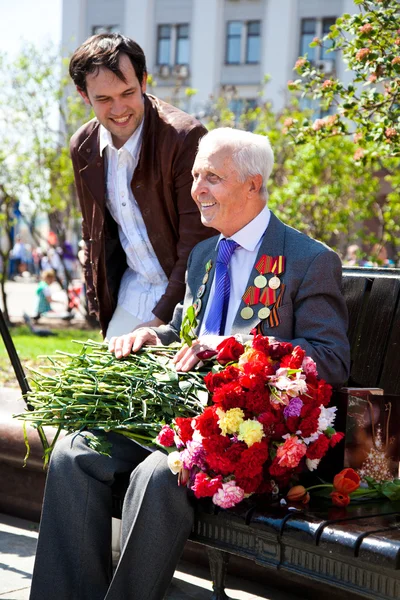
217,205,271,250
99,117,144,158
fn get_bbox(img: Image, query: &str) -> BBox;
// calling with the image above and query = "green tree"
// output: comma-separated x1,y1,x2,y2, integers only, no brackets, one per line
0,44,90,318
204,95,381,254
285,0,400,260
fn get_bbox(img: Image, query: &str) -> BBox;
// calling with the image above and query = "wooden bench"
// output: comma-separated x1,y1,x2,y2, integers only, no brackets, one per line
1,266,400,598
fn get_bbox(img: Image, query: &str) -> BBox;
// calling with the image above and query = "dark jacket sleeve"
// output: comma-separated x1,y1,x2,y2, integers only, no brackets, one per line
274,250,350,388
70,141,97,319
151,124,213,323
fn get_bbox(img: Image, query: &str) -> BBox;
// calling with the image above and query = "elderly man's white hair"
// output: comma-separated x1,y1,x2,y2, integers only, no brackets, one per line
197,127,274,199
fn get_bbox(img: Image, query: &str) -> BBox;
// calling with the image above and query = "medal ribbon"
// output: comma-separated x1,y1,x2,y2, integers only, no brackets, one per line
255,255,285,275
242,286,260,306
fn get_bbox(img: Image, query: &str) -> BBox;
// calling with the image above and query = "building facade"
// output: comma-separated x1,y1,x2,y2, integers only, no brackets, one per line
62,0,356,115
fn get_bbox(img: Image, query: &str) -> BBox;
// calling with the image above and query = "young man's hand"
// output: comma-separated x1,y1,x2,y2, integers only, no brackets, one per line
108,328,162,358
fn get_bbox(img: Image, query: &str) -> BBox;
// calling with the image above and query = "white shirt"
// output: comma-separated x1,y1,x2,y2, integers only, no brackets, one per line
100,122,168,322
200,205,271,336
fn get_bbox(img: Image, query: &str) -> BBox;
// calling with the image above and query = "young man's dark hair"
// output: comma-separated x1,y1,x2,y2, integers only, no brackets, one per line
69,33,147,93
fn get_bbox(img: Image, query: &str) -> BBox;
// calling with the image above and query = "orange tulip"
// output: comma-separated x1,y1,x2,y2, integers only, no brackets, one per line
287,485,310,504
333,468,360,494
331,491,351,507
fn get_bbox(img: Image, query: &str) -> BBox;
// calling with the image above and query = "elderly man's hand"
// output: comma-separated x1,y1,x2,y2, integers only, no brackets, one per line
172,335,226,372
108,328,162,359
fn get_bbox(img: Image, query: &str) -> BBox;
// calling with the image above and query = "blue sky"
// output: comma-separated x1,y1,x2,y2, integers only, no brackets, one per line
0,0,62,56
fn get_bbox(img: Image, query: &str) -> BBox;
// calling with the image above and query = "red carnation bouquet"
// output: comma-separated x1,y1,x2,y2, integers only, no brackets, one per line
157,335,344,508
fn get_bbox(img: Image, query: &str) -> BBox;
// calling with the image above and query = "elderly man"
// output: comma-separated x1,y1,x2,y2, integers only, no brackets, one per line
30,128,350,600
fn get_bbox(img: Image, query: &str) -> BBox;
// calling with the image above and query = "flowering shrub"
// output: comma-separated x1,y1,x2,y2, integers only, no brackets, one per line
157,335,343,508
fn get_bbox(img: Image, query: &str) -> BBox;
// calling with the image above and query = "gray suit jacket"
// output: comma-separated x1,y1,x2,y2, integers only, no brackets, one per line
155,212,350,388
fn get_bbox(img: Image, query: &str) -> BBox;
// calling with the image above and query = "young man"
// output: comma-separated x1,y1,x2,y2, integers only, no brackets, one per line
30,128,350,600
69,33,216,339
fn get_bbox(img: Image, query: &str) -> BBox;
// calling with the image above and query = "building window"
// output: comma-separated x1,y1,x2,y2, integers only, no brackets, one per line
226,21,261,65
226,21,243,64
176,24,189,65
92,25,120,34
246,21,261,64
300,17,336,65
157,25,171,65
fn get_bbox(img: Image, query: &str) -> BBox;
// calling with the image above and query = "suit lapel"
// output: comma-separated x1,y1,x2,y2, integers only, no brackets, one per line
231,212,287,335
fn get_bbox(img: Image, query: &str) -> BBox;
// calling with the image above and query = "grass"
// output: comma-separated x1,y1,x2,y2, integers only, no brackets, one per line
0,326,102,388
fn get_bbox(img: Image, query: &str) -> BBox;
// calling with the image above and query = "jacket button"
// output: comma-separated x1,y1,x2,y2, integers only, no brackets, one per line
86,149,91,153
97,162,101,167
89,238,94,243
94,297,98,302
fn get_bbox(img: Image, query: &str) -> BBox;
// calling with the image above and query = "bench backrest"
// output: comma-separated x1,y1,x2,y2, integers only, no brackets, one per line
342,267,400,394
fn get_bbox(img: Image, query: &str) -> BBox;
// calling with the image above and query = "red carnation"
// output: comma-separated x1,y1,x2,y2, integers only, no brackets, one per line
251,335,271,355
317,380,332,406
268,341,293,360
298,407,321,437
236,472,263,494
216,337,245,364
235,441,269,479
156,425,175,447
280,346,305,369
175,417,194,444
202,434,231,455
330,431,345,448
306,434,330,460
286,416,300,433
196,406,221,437
269,456,293,478
192,473,223,498
212,382,247,411
204,365,241,393
244,389,270,414
271,422,289,440
205,451,235,476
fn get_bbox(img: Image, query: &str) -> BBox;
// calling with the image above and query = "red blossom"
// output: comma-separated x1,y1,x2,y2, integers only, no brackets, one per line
212,382,247,411
174,417,194,444
286,416,300,433
280,346,306,370
306,434,330,460
192,473,223,498
235,441,269,479
196,406,221,437
333,468,360,494
204,365,241,393
156,425,175,447
268,341,293,360
331,491,350,507
236,473,263,494
330,431,345,448
216,337,245,364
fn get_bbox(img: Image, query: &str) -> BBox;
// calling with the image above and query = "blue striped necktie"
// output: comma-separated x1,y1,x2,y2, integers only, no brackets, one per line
203,238,239,335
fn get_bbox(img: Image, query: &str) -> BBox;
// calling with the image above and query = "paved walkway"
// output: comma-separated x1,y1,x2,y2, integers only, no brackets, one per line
0,513,304,600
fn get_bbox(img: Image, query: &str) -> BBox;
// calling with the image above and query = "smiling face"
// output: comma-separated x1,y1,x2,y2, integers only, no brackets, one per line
191,145,265,237
78,53,147,149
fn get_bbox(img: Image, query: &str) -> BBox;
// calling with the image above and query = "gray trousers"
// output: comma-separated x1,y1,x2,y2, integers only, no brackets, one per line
30,432,194,600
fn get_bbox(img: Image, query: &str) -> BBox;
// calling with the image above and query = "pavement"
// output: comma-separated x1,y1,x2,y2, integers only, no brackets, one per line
0,512,303,600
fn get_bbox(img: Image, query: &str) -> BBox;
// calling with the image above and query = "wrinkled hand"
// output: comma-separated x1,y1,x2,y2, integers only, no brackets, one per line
172,335,227,372
108,328,163,359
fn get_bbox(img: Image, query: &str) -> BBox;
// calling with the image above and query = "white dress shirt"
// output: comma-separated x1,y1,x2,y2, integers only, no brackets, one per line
200,205,271,336
100,121,168,322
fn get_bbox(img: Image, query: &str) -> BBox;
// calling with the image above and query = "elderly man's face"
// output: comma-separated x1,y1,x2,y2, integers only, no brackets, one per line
191,146,257,237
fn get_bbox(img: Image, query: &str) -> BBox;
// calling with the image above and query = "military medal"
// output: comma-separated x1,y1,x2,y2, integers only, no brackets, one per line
269,276,281,290
193,298,202,316
254,274,267,288
240,254,286,328
258,306,271,319
192,260,213,316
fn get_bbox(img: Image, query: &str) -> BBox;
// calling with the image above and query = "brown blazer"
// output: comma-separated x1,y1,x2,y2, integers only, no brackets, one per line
70,94,216,335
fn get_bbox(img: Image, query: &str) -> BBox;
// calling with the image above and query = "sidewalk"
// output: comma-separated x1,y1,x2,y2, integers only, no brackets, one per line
0,513,303,600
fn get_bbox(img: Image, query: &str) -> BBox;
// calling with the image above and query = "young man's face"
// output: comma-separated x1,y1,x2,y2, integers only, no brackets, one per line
78,53,147,149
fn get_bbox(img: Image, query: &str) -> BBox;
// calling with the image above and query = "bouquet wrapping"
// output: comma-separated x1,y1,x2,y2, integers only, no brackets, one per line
158,335,344,508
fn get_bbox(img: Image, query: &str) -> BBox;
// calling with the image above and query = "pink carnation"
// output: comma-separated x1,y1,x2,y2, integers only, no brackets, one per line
156,425,175,447
276,436,307,468
302,356,318,377
212,481,245,508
